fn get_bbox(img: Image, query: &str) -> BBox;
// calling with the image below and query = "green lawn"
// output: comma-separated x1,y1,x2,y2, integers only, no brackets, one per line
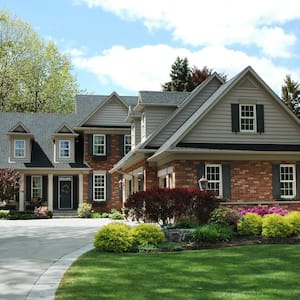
56,244,300,300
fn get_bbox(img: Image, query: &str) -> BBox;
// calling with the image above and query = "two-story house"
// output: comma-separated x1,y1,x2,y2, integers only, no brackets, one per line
2,66,300,213
111,66,300,210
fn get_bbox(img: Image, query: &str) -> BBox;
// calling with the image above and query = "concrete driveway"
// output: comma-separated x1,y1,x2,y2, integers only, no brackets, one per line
0,218,113,300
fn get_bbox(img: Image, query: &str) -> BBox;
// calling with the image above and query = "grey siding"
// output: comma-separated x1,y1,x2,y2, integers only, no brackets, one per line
85,96,130,126
144,106,176,139
182,75,300,145
149,77,222,147
132,120,141,146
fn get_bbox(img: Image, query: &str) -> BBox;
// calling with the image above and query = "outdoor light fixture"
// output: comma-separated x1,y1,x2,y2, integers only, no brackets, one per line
198,176,208,191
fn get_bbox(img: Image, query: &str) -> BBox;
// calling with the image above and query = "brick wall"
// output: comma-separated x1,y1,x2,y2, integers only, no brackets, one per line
83,134,123,212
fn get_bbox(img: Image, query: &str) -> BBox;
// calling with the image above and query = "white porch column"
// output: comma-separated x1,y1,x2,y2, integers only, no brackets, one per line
78,173,83,206
19,174,25,211
48,174,53,211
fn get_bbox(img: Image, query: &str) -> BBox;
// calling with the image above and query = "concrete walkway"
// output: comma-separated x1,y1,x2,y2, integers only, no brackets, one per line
0,218,113,300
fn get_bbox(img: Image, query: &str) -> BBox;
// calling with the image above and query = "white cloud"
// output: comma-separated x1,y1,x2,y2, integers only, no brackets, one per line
75,0,300,58
70,44,299,94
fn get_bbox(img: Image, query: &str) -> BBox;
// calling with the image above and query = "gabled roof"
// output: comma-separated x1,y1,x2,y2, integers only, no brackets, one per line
8,122,31,134
147,66,300,162
54,122,76,134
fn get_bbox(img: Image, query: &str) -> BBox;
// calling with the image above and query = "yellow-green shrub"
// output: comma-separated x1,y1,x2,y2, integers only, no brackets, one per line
237,213,262,236
262,214,292,238
132,224,165,246
94,223,133,252
285,211,300,235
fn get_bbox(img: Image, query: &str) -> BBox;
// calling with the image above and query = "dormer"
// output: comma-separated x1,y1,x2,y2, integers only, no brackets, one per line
52,123,78,163
8,122,33,163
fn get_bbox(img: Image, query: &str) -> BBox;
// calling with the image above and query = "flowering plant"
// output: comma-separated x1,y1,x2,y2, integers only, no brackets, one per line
34,206,49,218
238,206,288,217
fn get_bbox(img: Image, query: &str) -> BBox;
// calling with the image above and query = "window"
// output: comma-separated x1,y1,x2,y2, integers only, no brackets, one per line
206,164,222,197
93,134,106,156
280,164,296,199
124,135,131,154
240,104,256,132
14,140,25,158
31,176,42,198
59,140,70,158
93,173,106,201
158,167,174,189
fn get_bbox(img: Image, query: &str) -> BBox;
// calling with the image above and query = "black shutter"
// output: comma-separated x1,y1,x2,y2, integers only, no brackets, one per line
53,176,58,209
106,135,111,156
272,164,280,200
106,173,112,201
256,104,265,133
198,163,205,180
119,135,124,156
25,176,31,201
296,163,300,199
222,164,231,199
88,173,93,201
42,176,48,202
231,104,240,132
88,134,93,156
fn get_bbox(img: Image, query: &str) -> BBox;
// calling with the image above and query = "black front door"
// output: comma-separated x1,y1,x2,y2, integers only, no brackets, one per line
59,177,72,209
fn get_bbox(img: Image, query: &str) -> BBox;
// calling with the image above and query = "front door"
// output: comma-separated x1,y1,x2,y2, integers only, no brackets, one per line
59,176,73,209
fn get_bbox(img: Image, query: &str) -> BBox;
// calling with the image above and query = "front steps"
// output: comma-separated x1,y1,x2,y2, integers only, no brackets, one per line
53,210,78,218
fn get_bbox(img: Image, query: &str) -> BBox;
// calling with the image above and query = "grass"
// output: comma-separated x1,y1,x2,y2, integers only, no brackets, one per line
56,244,300,300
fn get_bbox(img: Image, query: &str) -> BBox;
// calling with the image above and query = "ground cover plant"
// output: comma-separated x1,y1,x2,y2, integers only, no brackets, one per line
56,244,300,300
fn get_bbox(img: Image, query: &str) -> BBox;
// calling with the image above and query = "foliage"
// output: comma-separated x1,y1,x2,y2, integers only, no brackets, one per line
162,56,227,92
100,212,110,218
285,211,300,235
137,243,158,253
91,212,101,218
281,74,300,118
157,241,183,251
110,209,124,220
0,209,10,219
33,206,49,218
0,10,78,113
209,207,240,228
193,224,233,243
77,203,92,218
0,169,20,202
93,223,133,253
125,187,219,225
237,213,263,236
173,218,198,228
239,206,288,217
7,210,51,219
262,214,292,238
131,224,165,247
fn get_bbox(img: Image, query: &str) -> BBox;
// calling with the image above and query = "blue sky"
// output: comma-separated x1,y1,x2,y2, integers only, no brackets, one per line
2,0,300,96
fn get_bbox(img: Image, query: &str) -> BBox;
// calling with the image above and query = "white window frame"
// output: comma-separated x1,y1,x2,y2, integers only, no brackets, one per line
158,167,175,188
93,172,106,201
206,164,223,197
124,134,131,155
93,134,106,156
31,175,43,199
14,139,25,158
280,164,296,199
239,104,256,132
59,140,70,158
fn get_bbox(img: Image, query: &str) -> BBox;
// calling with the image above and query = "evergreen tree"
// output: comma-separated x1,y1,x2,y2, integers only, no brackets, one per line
281,74,300,118
0,10,79,113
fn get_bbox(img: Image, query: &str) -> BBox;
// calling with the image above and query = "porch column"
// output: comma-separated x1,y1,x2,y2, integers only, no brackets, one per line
48,174,53,211
78,173,83,206
19,174,25,212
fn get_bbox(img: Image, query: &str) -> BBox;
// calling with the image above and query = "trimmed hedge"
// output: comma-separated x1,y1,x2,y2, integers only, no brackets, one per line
237,213,262,236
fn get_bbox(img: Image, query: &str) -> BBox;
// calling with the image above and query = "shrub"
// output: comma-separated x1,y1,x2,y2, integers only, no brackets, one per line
101,212,110,218
157,241,183,252
239,206,288,217
237,213,262,236
173,218,198,229
209,207,240,228
77,203,92,218
0,209,10,219
193,224,233,243
262,214,292,238
94,223,133,252
34,206,48,218
91,212,101,218
285,211,300,235
132,224,165,247
110,209,124,220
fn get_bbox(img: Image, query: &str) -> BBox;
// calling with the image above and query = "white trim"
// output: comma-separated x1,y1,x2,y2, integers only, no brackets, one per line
141,113,146,142
124,134,131,155
280,164,296,199
93,134,106,156
239,104,256,132
58,140,71,158
14,139,26,158
206,164,223,197
93,171,106,202
58,176,73,209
